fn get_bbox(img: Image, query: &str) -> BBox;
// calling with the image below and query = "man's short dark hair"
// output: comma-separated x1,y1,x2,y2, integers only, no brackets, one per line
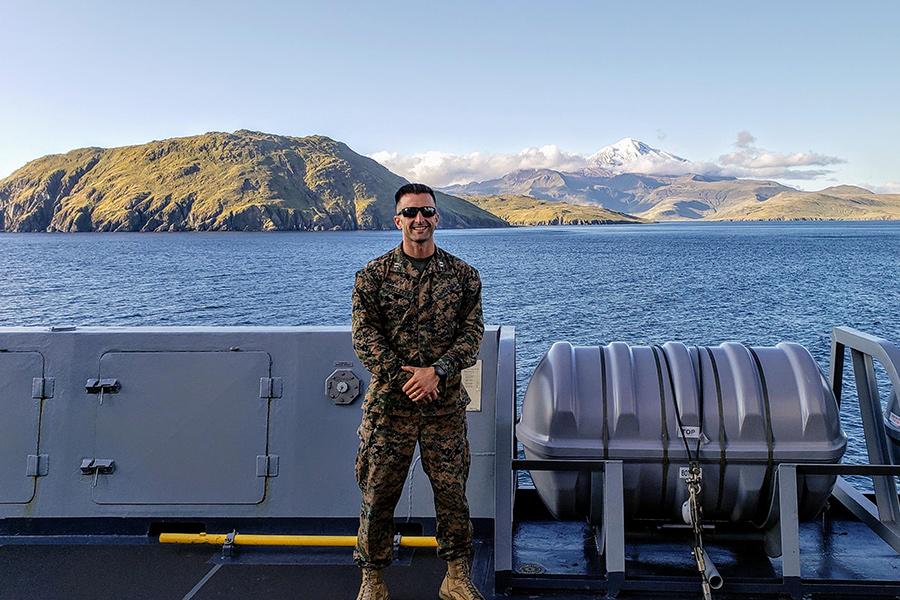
394,183,436,205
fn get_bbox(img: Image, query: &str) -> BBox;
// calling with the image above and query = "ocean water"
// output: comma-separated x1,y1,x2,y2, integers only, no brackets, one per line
1,221,898,475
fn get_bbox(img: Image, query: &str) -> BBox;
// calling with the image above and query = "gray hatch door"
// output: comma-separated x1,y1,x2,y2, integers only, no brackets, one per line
92,351,271,505
0,352,44,504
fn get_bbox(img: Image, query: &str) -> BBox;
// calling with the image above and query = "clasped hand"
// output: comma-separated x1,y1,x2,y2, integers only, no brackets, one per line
401,366,440,403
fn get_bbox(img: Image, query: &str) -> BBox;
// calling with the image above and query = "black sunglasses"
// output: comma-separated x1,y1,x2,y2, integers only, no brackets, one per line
396,206,437,218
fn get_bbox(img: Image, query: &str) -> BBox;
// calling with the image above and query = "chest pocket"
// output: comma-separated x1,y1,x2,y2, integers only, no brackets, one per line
431,277,464,313
378,282,415,319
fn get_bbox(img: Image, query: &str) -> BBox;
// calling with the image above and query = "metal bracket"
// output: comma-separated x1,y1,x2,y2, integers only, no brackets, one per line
256,454,280,477
517,458,624,598
392,533,401,560
588,463,626,598
80,458,115,488
679,466,702,480
26,454,49,477
774,462,900,600
222,530,237,558
259,377,283,399
85,379,121,394
32,377,55,399
79,458,115,475
602,461,625,597
325,369,360,405
93,459,115,474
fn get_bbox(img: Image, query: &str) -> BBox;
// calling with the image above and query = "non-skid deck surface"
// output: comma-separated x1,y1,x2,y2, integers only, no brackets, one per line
512,516,900,597
3,513,900,600
193,561,445,599
0,541,490,600
0,543,214,600
513,518,900,584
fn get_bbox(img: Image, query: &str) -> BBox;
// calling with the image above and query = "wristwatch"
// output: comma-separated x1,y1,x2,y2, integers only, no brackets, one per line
433,365,447,382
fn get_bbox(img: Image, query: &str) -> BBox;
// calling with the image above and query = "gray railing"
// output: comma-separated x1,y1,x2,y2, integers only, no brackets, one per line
497,327,900,599
826,327,900,548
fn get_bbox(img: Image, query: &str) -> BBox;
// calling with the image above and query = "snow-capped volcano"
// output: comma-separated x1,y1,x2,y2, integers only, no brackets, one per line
585,138,689,175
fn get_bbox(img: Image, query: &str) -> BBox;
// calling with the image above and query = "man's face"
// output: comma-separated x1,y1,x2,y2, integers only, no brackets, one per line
394,192,439,244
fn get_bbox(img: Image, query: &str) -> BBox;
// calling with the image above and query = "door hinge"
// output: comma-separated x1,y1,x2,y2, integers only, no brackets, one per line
259,377,283,399
26,454,49,477
256,454,280,477
32,378,55,399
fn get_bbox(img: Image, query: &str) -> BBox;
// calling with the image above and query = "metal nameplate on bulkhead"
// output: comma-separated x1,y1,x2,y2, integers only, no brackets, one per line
463,360,483,412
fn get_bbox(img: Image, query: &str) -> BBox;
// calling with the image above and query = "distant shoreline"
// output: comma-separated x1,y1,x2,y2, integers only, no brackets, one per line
2,219,899,236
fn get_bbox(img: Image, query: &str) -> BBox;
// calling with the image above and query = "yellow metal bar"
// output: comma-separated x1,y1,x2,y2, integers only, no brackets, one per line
398,536,440,548
159,532,438,548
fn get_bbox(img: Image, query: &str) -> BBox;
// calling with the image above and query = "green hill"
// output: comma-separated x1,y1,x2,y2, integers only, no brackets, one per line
463,194,645,225
0,130,506,232
710,186,900,221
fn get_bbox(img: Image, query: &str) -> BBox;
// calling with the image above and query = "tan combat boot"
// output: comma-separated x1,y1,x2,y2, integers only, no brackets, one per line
356,567,390,600
439,558,485,600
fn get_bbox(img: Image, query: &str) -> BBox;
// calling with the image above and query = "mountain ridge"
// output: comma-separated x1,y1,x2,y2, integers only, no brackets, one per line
441,138,899,222
0,130,507,232
4,132,897,229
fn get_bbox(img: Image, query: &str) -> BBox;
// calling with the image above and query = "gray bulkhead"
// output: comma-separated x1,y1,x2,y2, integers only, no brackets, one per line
0,326,502,522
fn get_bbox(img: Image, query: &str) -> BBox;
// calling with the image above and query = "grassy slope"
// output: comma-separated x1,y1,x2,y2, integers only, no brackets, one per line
463,194,645,225
634,177,792,220
0,130,506,232
711,186,900,221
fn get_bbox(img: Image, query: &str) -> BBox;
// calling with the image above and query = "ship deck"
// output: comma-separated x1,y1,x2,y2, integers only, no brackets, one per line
2,490,899,600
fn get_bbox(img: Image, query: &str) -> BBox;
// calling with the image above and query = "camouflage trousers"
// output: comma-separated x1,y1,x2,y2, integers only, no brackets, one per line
353,408,473,569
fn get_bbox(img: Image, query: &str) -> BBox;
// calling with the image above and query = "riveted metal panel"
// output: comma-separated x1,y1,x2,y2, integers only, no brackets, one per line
92,351,271,505
0,352,43,503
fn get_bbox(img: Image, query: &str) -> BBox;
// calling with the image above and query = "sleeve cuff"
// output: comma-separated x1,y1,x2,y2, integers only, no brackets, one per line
432,357,455,380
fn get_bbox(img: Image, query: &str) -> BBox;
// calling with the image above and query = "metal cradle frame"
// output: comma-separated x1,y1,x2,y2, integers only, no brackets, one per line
494,326,900,598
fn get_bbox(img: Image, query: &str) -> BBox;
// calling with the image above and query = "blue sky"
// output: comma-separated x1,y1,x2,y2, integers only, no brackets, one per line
1,0,898,190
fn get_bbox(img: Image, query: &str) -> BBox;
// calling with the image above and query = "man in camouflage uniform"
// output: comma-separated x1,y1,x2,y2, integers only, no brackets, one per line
351,183,485,600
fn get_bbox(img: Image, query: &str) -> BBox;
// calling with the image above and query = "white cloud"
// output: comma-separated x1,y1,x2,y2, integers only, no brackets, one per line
717,131,844,179
735,130,756,148
370,131,847,187
598,158,836,181
714,165,835,180
868,181,900,194
370,146,590,187
599,156,712,177
719,149,844,169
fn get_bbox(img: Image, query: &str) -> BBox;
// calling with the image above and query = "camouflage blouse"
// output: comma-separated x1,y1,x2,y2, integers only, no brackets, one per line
351,245,484,415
